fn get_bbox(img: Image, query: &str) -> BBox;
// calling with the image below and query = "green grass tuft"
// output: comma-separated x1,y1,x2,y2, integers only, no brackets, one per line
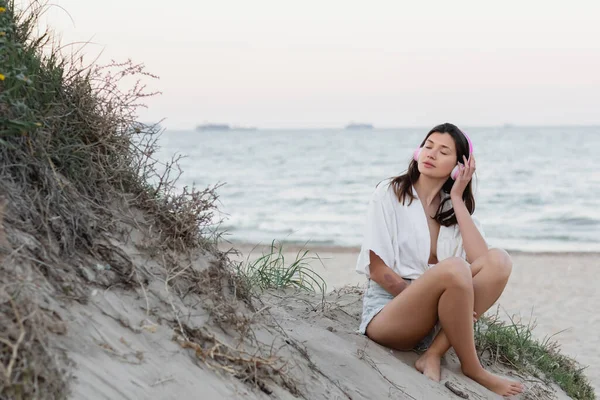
235,240,327,295
475,307,596,400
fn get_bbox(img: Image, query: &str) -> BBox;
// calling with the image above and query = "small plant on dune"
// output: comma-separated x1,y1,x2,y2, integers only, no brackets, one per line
235,240,327,295
475,307,595,400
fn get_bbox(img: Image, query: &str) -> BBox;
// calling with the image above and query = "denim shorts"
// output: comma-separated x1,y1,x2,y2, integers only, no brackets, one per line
358,278,441,352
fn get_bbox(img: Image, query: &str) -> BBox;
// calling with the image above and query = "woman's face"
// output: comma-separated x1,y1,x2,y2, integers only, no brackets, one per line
417,132,458,179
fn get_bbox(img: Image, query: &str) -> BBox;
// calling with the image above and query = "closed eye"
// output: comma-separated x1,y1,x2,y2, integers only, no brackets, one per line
426,146,450,156
426,139,453,155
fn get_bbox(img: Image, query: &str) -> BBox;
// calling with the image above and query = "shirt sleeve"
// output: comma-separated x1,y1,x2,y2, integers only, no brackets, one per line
355,187,396,277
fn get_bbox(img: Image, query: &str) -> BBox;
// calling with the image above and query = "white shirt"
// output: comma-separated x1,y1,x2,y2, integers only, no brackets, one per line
355,179,488,280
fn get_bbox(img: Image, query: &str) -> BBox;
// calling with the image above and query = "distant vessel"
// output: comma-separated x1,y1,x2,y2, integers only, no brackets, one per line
345,123,374,130
196,124,230,131
196,124,257,131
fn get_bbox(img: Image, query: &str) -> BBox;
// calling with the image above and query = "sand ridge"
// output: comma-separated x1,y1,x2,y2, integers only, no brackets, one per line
53,241,574,399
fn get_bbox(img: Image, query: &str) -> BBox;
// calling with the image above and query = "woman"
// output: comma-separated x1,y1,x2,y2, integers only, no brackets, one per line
355,123,523,397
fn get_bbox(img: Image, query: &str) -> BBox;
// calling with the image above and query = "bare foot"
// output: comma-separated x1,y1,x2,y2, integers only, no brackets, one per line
463,367,524,397
415,352,442,382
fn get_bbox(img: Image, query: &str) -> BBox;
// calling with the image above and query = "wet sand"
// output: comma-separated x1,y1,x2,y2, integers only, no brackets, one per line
223,241,600,393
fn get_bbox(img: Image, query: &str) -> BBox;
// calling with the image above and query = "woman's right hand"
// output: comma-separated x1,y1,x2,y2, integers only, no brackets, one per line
450,154,476,200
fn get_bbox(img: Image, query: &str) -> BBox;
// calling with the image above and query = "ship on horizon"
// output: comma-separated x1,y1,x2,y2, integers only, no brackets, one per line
196,123,257,131
345,123,374,130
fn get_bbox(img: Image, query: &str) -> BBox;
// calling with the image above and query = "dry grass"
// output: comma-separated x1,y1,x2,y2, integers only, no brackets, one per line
1,2,309,397
0,1,227,397
175,326,300,396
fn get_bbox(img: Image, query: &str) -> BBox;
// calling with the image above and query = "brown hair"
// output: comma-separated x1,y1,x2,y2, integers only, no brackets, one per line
385,122,475,227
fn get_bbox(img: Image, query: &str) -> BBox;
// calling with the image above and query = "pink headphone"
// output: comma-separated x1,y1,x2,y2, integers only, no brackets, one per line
413,131,474,180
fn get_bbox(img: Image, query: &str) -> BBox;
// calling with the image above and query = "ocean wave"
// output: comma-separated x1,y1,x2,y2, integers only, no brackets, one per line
539,216,600,227
160,126,600,253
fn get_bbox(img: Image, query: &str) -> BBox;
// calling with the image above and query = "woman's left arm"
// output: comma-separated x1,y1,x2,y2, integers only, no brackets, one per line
450,154,488,263
451,197,487,263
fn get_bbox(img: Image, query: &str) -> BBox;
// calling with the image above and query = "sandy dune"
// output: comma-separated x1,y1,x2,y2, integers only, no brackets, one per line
224,241,600,394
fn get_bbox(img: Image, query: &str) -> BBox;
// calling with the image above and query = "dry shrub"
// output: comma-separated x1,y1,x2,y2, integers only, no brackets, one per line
0,1,223,397
0,277,69,399
1,1,313,398
175,326,299,397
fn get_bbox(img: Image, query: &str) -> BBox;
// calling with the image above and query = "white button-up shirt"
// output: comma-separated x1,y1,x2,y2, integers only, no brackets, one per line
355,179,487,280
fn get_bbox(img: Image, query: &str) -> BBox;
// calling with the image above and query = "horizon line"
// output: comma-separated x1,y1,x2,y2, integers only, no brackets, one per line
160,123,600,131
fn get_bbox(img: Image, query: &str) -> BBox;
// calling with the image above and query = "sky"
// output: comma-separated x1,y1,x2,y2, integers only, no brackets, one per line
30,0,600,129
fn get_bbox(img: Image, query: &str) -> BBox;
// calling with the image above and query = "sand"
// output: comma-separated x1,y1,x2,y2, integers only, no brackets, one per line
224,241,600,394
43,239,593,399
55,274,569,400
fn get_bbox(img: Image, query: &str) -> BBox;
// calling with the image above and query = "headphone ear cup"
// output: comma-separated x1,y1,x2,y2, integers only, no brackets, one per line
451,165,460,180
413,147,422,162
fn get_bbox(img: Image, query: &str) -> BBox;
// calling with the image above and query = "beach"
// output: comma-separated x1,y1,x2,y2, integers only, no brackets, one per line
223,242,600,393
54,239,575,400
3,2,598,397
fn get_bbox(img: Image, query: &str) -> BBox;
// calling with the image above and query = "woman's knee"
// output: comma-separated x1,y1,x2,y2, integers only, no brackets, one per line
437,257,472,288
486,248,513,281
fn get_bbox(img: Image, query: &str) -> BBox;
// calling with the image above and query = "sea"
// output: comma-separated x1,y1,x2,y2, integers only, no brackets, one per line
156,126,600,253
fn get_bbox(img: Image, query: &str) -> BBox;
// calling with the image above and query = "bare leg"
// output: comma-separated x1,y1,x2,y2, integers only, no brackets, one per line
366,254,522,396
416,249,515,383
366,256,473,350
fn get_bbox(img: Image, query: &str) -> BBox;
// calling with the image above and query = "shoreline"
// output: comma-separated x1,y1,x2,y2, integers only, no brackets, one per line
221,239,600,257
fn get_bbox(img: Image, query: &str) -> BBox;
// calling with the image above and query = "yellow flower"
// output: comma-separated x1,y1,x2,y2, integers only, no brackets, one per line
0,74,5,81
0,32,5,37
35,123,42,127
0,7,6,13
